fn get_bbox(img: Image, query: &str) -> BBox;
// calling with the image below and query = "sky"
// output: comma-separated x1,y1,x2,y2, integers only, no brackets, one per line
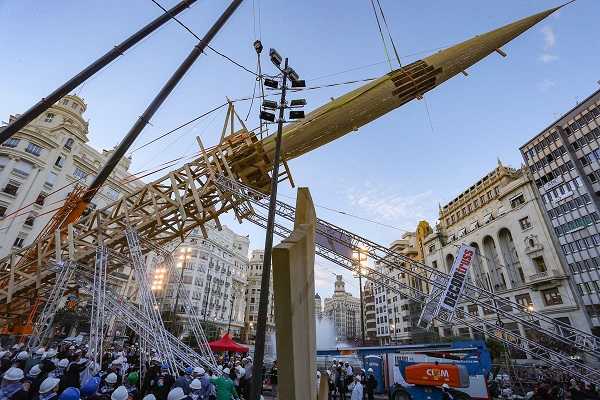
1,0,599,299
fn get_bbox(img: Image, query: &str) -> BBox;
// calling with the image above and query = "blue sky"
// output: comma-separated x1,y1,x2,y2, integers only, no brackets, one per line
1,0,599,298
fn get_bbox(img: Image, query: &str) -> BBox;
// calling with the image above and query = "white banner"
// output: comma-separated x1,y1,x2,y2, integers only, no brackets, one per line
435,244,476,322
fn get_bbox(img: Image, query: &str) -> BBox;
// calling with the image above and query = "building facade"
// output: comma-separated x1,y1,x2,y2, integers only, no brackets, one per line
315,293,323,319
362,280,377,343
520,88,600,331
422,162,588,354
372,229,432,345
0,95,144,258
159,223,249,339
243,250,275,342
324,275,360,341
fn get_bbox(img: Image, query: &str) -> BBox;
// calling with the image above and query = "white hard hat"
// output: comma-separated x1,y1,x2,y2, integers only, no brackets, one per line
218,365,223,371
167,387,187,400
111,386,129,400
190,379,202,390
3,367,24,381
58,358,69,368
194,367,205,376
442,383,450,389
223,367,230,375
29,365,42,377
69,346,75,350
17,351,29,360
111,358,123,366
367,368,373,373
39,377,61,393
142,395,156,400
36,347,46,356
106,373,118,384
46,349,58,358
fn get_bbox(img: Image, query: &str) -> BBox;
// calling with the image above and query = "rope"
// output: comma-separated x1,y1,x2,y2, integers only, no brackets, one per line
369,0,392,71
374,0,402,67
148,0,259,77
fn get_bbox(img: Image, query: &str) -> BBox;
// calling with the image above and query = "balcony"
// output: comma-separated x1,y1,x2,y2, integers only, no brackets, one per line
527,269,564,287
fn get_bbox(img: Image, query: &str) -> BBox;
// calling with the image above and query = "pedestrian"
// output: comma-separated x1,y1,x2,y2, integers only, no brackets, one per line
350,375,362,400
335,366,346,400
242,358,252,400
0,367,28,400
37,378,60,400
12,352,29,372
99,374,118,397
270,361,278,399
365,368,377,400
111,387,129,400
125,373,139,400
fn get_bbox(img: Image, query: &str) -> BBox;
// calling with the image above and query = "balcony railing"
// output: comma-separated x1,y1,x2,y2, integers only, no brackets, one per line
527,269,561,284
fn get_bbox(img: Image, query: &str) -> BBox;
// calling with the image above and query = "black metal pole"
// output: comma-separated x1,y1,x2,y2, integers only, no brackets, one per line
249,58,289,400
82,0,243,204
227,294,235,334
0,0,198,144
203,276,213,321
171,252,188,335
359,272,365,345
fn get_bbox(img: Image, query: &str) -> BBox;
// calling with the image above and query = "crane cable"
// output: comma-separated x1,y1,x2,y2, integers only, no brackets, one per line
369,0,393,71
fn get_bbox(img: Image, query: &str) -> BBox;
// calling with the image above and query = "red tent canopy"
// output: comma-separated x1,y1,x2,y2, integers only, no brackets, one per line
208,333,249,353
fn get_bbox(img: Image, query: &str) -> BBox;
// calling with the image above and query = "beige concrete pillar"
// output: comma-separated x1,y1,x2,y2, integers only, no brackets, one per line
272,187,317,400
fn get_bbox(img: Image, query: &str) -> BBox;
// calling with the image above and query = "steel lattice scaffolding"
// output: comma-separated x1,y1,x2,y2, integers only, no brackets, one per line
213,174,600,385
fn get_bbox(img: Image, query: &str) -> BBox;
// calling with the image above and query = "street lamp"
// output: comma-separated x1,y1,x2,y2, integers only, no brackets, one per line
353,248,368,346
250,42,306,400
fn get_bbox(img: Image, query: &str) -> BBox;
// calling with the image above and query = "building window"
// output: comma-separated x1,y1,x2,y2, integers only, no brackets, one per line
35,193,47,206
64,138,74,150
467,304,479,317
532,256,547,273
2,138,20,148
25,142,43,156
0,205,7,217
45,171,58,188
515,293,533,309
104,187,120,201
519,216,532,230
510,194,525,208
55,156,65,168
73,167,88,181
13,233,26,248
542,288,563,306
589,173,598,184
428,244,435,253
44,113,55,123
2,181,20,196
24,215,35,227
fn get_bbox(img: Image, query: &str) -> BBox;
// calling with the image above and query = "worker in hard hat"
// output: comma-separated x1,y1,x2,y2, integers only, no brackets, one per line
166,387,188,400
59,387,81,400
80,377,100,400
124,372,139,400
25,364,45,396
365,368,377,400
0,367,27,400
210,368,238,400
441,383,455,400
99,373,119,397
111,386,129,400
38,377,60,400
12,351,29,371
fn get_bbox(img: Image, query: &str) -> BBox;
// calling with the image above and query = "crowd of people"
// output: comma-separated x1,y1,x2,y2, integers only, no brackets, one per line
0,342,267,400
488,367,600,399
324,360,377,400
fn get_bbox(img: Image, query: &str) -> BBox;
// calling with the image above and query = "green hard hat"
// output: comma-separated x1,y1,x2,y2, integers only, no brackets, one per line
127,371,139,385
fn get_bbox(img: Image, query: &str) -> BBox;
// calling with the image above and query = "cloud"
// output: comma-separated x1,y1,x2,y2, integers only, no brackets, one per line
537,79,556,93
539,26,558,63
345,183,437,227
541,26,556,50
539,54,558,63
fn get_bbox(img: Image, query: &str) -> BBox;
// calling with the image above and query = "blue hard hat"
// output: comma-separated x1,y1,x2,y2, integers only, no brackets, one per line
185,367,193,375
59,387,81,400
161,362,169,370
81,377,100,397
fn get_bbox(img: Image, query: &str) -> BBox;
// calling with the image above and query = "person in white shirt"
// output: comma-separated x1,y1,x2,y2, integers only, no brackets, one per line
350,375,363,400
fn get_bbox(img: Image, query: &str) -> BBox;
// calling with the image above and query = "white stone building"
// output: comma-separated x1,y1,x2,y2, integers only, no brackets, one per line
422,162,589,356
159,222,249,338
324,275,360,341
0,95,145,258
314,293,323,319
243,249,275,342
